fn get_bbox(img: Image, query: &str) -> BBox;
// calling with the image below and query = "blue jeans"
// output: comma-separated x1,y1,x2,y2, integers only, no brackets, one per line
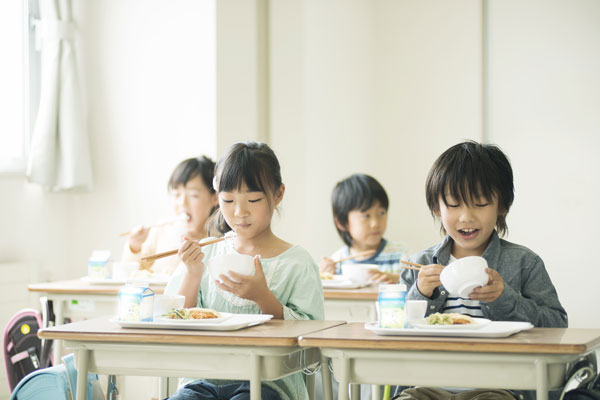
168,381,282,400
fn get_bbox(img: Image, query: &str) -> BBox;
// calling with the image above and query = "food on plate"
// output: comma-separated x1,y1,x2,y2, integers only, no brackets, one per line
426,312,474,325
164,307,221,320
320,272,335,280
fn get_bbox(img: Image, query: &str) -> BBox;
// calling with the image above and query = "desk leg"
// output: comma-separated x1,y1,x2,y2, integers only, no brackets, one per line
159,377,169,398
250,353,262,400
338,358,350,400
371,385,381,400
322,356,333,400
53,299,65,362
350,384,360,400
76,349,89,400
306,372,315,400
535,359,549,400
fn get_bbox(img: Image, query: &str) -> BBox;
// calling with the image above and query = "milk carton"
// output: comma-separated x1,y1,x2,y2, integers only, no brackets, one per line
88,250,111,280
118,284,154,322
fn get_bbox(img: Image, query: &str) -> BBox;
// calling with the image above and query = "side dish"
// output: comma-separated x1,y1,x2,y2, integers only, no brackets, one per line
164,307,221,320
426,312,474,325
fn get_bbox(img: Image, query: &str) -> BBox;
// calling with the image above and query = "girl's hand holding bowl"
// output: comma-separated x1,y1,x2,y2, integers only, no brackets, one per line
214,255,269,302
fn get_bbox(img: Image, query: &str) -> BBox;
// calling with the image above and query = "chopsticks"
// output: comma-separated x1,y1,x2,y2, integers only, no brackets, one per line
334,249,376,264
400,260,423,271
141,236,228,262
119,216,186,237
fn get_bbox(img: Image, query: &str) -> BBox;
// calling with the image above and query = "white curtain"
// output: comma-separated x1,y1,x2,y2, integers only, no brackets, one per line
26,0,93,191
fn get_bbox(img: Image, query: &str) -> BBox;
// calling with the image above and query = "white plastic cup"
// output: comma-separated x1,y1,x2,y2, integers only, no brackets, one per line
405,300,428,322
153,294,185,318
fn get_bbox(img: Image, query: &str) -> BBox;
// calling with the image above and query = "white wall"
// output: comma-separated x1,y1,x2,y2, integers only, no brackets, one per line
489,0,600,328
271,0,482,258
270,1,481,262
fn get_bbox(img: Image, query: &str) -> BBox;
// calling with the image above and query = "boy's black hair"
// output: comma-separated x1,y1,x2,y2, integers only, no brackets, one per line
211,141,283,234
425,141,514,236
332,174,389,247
167,155,216,194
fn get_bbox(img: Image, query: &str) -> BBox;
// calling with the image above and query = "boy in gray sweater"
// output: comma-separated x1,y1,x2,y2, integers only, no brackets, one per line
397,141,567,400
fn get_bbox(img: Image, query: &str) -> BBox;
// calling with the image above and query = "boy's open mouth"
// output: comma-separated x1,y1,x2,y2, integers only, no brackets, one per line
458,228,479,239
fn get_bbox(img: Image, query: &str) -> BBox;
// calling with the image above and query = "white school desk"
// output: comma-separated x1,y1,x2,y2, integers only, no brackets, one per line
38,317,345,400
323,286,378,322
298,322,600,400
29,279,378,359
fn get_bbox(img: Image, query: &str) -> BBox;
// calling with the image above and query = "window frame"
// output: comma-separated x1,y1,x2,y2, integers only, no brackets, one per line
0,0,38,175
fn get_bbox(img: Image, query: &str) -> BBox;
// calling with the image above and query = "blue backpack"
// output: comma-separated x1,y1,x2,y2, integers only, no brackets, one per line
9,353,104,400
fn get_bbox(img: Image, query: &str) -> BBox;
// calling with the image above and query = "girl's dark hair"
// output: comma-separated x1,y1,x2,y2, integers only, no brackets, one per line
425,141,514,237
332,174,389,247
167,155,216,194
210,141,283,235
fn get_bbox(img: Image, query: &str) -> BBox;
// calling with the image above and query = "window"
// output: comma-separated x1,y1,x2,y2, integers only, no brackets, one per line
0,2,28,173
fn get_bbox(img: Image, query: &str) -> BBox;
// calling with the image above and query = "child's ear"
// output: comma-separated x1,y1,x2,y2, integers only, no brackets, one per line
334,217,347,232
210,192,218,207
274,184,285,206
433,208,441,217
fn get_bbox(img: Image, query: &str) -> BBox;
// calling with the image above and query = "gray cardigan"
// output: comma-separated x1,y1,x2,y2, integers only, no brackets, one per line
400,230,568,328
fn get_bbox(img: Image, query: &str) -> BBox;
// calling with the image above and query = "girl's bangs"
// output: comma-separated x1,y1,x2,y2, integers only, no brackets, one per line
217,157,267,194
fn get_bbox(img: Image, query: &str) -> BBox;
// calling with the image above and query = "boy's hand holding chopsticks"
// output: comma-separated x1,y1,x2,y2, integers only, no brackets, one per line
400,260,445,298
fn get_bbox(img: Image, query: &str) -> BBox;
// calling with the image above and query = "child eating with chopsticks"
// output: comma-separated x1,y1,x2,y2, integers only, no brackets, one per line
395,141,567,400
318,173,408,283
166,141,324,400
121,156,218,276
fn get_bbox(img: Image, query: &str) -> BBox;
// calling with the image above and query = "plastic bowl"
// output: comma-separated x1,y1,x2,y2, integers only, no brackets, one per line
206,253,255,283
341,263,377,284
440,256,488,297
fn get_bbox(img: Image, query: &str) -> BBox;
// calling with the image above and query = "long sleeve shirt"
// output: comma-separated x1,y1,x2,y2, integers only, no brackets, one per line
399,231,567,328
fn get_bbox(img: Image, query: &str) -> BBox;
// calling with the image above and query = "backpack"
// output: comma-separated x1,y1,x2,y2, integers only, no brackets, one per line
3,308,52,392
560,353,600,400
9,352,104,400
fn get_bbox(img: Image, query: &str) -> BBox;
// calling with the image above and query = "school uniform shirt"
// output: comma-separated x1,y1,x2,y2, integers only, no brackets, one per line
330,239,408,275
165,238,324,400
399,230,568,328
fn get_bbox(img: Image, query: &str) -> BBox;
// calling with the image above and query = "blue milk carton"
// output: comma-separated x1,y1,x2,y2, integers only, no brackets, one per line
377,284,407,328
87,250,111,280
118,284,154,322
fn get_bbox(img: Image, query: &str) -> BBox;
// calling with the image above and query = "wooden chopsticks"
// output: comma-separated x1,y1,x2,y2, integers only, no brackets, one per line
141,236,228,262
400,260,423,271
334,249,376,264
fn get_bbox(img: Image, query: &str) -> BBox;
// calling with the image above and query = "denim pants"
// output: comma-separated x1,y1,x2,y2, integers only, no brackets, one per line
168,380,282,400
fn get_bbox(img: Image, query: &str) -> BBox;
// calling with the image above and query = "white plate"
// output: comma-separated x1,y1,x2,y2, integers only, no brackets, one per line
364,321,534,338
410,317,491,330
154,312,233,324
81,276,168,285
112,314,273,331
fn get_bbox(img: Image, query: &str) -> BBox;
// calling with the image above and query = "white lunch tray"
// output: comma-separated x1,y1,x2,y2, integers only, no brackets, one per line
364,320,533,338
81,276,168,285
112,313,273,331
